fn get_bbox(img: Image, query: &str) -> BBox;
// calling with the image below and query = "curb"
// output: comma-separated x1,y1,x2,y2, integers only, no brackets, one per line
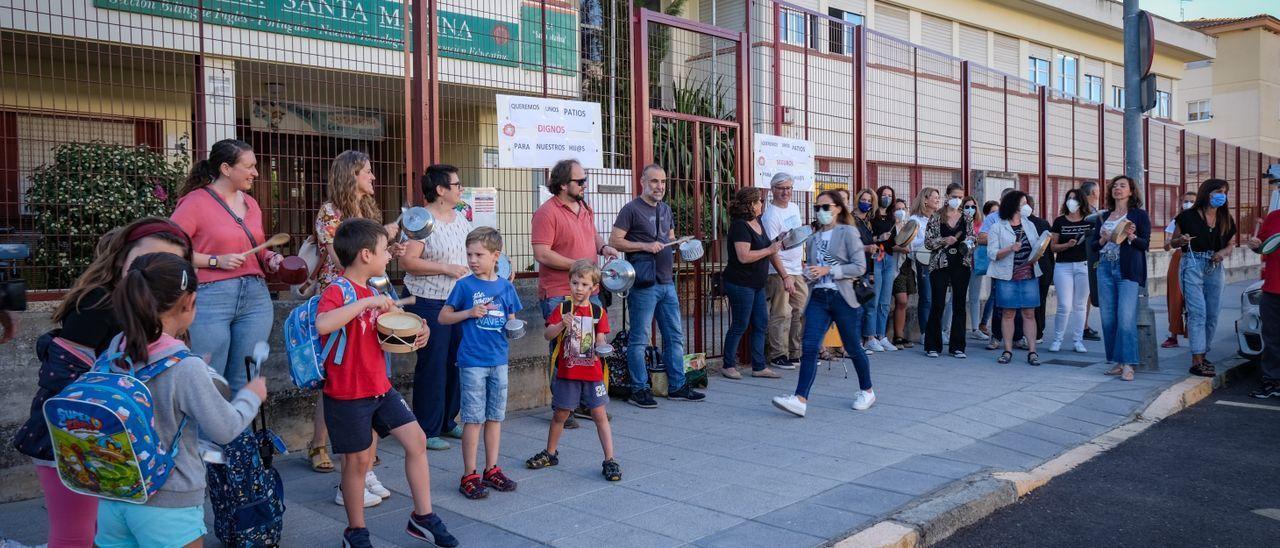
831,357,1255,547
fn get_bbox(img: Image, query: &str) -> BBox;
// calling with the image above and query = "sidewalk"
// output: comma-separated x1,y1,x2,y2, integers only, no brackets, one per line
0,282,1252,548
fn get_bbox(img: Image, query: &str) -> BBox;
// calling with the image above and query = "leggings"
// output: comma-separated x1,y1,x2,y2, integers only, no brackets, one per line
37,464,98,547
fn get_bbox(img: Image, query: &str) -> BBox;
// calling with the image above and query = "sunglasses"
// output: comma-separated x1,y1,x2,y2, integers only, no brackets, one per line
570,177,589,185
813,204,834,212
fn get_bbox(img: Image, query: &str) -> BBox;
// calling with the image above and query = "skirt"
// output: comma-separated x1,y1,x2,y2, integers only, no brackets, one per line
994,278,1040,310
1166,250,1186,336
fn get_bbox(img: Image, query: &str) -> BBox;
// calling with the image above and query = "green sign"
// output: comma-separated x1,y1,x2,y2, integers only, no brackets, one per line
519,4,578,76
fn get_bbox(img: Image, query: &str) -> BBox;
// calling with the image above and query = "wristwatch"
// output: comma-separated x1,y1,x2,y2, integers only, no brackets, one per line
208,255,219,269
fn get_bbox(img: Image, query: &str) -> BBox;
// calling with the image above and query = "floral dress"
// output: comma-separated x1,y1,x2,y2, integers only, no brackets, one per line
315,202,344,291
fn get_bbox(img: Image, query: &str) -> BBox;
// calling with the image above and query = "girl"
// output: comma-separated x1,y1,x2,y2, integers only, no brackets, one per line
890,199,916,348
962,196,986,341
908,188,942,344
852,188,886,352
721,187,784,379
987,190,1044,366
867,186,899,352
1049,188,1094,353
976,200,1000,340
1093,176,1151,381
1162,191,1199,348
923,183,972,358
95,253,266,548
1170,179,1235,377
13,218,190,548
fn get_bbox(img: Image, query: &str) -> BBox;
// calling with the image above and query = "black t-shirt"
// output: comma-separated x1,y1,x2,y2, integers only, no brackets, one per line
1051,215,1092,263
59,287,120,354
724,218,771,289
1175,209,1237,253
871,214,897,253
614,198,675,284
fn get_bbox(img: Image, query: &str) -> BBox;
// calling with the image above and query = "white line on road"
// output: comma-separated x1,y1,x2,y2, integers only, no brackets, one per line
1214,400,1280,412
1253,508,1280,522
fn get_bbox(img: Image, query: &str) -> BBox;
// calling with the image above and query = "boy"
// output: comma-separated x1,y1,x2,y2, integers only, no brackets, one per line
316,218,457,548
525,260,621,481
440,226,523,499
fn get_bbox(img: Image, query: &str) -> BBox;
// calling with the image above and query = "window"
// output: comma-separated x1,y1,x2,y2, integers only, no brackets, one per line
1055,53,1077,93
1028,57,1049,86
1084,75,1104,103
1187,100,1212,122
828,8,864,55
1112,85,1126,109
781,11,806,46
1156,90,1171,118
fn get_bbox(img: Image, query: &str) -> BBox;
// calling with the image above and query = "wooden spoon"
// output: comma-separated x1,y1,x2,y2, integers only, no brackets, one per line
244,233,291,256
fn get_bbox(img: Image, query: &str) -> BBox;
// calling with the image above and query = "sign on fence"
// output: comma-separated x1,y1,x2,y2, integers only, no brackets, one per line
753,134,816,191
458,188,498,229
496,95,604,169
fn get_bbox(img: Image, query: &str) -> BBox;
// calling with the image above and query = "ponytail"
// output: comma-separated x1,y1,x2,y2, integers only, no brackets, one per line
111,253,197,368
179,139,253,197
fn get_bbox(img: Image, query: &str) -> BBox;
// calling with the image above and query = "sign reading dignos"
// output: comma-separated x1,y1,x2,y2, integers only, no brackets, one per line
497,95,603,169
753,133,816,191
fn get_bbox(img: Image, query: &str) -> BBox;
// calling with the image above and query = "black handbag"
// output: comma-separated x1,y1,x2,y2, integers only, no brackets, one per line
852,275,876,304
626,202,669,289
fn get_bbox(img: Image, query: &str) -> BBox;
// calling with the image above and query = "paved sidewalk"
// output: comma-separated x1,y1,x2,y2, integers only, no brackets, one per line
0,282,1250,547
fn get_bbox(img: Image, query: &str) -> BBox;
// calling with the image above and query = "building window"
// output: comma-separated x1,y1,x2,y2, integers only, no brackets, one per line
1156,90,1171,118
828,8,864,55
1028,57,1049,86
1084,75,1103,103
1112,86,1125,109
781,11,806,46
1055,53,1077,94
1187,100,1212,122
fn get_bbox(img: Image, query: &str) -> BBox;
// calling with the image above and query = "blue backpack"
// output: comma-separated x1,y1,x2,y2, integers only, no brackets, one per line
283,277,357,389
42,346,191,504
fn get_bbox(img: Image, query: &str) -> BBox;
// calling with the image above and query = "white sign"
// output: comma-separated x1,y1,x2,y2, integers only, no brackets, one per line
497,95,604,169
753,133,816,192
459,187,498,229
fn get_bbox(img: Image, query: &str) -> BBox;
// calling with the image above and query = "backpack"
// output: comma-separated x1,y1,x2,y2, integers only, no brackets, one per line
605,329,631,399
42,345,191,504
549,301,605,383
283,277,358,389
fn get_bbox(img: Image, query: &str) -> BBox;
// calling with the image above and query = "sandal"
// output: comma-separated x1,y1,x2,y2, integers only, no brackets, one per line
1189,363,1216,377
1104,364,1124,376
997,351,1012,365
1120,365,1134,381
525,449,559,469
309,444,335,473
602,459,622,481
1027,352,1041,367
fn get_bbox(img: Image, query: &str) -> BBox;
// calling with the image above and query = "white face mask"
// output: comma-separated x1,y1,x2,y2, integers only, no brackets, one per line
816,210,834,225
1183,201,1194,210
894,209,907,221
1020,204,1034,218
947,197,962,209
1066,199,1080,213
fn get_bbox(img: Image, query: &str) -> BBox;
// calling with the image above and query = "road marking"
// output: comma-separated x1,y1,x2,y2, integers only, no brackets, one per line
1253,508,1280,522
1214,400,1280,412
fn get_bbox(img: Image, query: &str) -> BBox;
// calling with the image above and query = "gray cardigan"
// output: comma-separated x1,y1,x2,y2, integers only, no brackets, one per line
804,224,868,308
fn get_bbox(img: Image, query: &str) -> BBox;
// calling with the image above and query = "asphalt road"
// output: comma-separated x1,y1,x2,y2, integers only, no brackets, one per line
937,365,1280,548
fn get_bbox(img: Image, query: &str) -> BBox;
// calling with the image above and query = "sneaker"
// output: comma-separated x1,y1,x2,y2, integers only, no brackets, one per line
628,389,658,409
789,356,801,367
970,329,990,341
667,385,706,401
334,485,382,507
343,527,374,548
1249,382,1280,399
1048,340,1062,352
602,459,622,481
865,348,875,356
771,394,807,417
1015,337,1030,350
770,356,797,370
879,337,898,351
985,339,1001,351
572,405,593,420
1161,335,1179,348
1083,327,1101,341
365,471,391,499
407,512,459,547
442,425,464,439
1036,337,1044,344
952,350,967,359
459,473,488,500
426,437,450,451
564,415,581,429
852,389,876,410
926,351,940,358
525,449,559,469
721,366,743,379
483,466,517,492
1073,341,1088,353
866,338,885,352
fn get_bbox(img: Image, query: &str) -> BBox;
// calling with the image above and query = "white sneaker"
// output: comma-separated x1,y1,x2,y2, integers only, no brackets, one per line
865,348,875,356
771,395,807,417
1048,340,1062,352
852,390,877,411
879,337,898,351
335,485,382,507
866,339,884,352
970,330,990,341
1073,341,1088,353
365,471,391,499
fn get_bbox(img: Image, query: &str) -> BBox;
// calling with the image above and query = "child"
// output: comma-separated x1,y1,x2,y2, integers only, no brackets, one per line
440,226,522,500
525,260,621,481
94,253,265,548
315,218,455,548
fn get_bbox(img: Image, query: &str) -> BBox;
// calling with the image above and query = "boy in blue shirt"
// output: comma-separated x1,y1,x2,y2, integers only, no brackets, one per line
440,226,523,500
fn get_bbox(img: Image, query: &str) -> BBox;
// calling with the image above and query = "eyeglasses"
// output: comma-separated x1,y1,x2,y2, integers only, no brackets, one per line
570,178,589,185
813,204,833,212
448,182,463,188
773,186,793,191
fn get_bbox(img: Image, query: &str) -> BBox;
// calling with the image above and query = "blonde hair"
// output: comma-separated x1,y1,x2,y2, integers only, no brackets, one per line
327,150,381,221
570,259,601,285
910,187,940,217
466,226,504,252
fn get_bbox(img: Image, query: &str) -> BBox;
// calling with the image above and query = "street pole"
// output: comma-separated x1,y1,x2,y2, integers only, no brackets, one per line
1124,0,1160,370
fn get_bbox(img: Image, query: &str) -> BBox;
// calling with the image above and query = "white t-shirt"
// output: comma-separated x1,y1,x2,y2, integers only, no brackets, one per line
761,201,804,275
813,230,837,289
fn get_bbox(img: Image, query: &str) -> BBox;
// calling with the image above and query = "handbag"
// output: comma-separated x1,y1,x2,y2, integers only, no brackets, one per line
852,275,876,304
626,202,670,289
973,245,990,275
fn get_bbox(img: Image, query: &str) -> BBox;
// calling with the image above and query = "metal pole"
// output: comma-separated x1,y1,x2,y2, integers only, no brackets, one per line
1124,0,1159,370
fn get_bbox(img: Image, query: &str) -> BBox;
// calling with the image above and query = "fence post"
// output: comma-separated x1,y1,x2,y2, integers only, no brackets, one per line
1237,145,1243,244
1097,103,1105,184
960,61,970,196
1037,85,1047,216
772,2,782,136
855,25,867,191
1210,138,1217,179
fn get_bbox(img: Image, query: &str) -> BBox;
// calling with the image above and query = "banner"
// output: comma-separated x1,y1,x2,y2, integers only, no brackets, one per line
250,99,384,140
753,133,816,192
497,95,604,169
458,187,498,229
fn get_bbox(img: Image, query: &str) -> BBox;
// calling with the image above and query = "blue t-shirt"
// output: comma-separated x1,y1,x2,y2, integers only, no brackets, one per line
445,274,523,367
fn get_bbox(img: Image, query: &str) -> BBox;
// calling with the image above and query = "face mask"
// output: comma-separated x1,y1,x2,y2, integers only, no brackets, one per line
1020,204,1034,218
858,202,873,213
1209,193,1227,208
1182,201,1194,210
880,196,892,208
947,198,961,209
1066,199,1080,213
963,207,977,217
894,210,907,221
816,210,834,225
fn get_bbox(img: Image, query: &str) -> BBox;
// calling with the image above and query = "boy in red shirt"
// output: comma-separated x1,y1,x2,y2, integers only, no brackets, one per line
524,260,621,481
315,218,456,548
1246,209,1280,399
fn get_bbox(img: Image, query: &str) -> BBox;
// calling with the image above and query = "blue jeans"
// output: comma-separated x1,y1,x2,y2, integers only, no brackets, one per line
1180,251,1225,356
723,281,767,371
863,254,896,338
796,288,872,398
626,283,685,392
1097,259,1140,364
915,260,932,334
406,298,460,438
459,365,509,423
191,276,273,391
969,269,985,330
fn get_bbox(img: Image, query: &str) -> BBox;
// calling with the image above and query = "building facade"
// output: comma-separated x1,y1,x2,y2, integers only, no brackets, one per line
1181,15,1280,157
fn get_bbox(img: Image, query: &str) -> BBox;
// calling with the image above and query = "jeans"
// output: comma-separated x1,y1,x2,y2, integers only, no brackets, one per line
766,274,809,361
406,298,460,438
1097,259,1140,364
915,260,932,334
1052,261,1090,345
459,365,509,423
1180,251,1225,356
795,289,872,398
926,265,970,353
982,288,996,325
626,283,686,392
191,276,273,391
863,254,896,338
1260,293,1280,383
723,281,768,371
968,269,986,331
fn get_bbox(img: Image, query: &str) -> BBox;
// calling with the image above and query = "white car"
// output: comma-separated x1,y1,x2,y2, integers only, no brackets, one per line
1236,280,1264,360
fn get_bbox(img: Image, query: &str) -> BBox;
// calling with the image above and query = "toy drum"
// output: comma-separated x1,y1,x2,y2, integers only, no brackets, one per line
1261,233,1280,255
1111,219,1133,244
377,312,424,353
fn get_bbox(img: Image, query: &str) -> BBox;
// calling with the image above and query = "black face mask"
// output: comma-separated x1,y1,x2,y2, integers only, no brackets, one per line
879,196,892,208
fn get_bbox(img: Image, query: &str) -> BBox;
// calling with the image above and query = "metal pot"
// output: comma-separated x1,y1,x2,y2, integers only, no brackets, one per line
505,318,527,340
368,275,394,298
601,258,636,298
778,225,814,250
678,238,705,262
277,255,309,285
399,206,435,241
595,344,615,357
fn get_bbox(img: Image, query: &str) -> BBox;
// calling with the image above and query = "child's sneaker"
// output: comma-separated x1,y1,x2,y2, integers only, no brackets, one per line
406,512,459,547
602,459,622,481
459,473,488,499
334,485,382,507
525,449,559,469
343,527,373,548
365,470,391,499
483,465,518,492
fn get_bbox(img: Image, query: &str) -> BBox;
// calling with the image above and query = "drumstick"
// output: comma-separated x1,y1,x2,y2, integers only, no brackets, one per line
244,233,290,256
393,296,416,307
662,236,695,248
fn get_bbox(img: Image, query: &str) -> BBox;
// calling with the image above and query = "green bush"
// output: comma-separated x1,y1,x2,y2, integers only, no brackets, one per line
24,141,186,288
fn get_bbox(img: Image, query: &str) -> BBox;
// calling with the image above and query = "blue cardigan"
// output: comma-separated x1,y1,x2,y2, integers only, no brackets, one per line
1089,208,1151,286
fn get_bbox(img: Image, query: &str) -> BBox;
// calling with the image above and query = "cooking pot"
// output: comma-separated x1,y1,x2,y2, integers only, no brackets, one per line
504,318,527,340
277,255,309,285
778,226,814,250
399,206,435,241
678,238,704,262
601,258,636,298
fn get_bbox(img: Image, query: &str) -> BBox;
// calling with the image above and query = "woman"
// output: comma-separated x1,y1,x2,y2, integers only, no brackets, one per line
1093,175,1151,381
12,218,190,548
771,190,874,417
1048,188,1093,353
976,200,1000,339
923,183,972,358
852,188,889,352
1162,191,1198,348
861,186,898,352
962,196,986,341
987,190,1044,366
722,187,784,379
908,188,941,344
401,164,472,450
1171,179,1235,377
889,199,916,348
171,138,283,391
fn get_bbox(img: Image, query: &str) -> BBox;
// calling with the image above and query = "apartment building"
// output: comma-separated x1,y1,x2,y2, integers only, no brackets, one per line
1181,15,1280,157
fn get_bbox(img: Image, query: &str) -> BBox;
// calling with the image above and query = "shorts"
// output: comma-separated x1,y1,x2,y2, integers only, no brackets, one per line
551,377,608,411
893,260,916,294
96,501,206,548
460,365,509,423
323,388,417,454
994,278,1040,310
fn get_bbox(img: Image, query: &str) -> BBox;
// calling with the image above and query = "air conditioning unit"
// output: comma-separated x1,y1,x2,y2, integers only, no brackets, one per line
971,170,1018,205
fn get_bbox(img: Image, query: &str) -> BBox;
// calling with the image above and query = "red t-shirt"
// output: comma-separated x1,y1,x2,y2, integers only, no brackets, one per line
1259,210,1280,295
318,279,391,400
548,303,610,382
531,198,599,299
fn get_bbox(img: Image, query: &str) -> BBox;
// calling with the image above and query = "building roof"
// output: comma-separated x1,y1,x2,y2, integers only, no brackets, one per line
1182,14,1280,34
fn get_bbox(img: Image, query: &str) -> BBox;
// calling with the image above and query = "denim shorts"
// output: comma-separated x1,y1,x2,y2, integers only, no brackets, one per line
460,365,509,423
551,378,608,411
96,501,206,548
994,278,1040,310
323,388,417,454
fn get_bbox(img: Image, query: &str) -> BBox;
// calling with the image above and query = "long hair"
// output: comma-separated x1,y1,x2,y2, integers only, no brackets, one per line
875,185,896,219
327,150,381,221
814,189,855,228
729,187,764,220
1106,175,1144,211
54,218,192,323
1192,178,1236,237
910,187,940,218
179,139,253,196
854,188,876,218
112,253,197,367
1059,188,1091,217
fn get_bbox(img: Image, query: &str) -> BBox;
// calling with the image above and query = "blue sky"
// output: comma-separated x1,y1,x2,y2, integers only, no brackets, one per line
1140,0,1278,21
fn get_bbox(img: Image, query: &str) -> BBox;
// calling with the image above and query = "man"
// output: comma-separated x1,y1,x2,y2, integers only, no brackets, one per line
609,164,706,408
1079,180,1102,341
761,172,805,370
531,159,619,428
1246,205,1280,399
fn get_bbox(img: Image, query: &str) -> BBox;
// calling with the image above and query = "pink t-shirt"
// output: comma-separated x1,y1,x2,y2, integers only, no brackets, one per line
171,188,268,283
531,197,598,299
